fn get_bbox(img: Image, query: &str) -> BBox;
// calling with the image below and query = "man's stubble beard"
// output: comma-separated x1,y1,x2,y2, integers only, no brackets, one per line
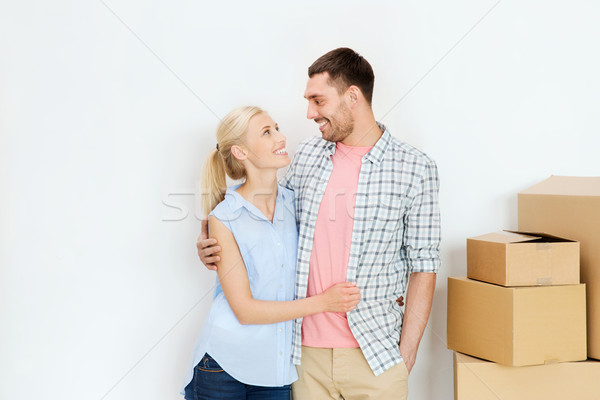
323,102,354,143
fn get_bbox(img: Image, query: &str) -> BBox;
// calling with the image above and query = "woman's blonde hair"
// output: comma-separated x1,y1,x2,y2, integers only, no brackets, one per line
201,105,265,216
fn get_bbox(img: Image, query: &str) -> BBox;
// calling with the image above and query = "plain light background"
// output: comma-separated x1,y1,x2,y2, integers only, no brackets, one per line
1,1,599,399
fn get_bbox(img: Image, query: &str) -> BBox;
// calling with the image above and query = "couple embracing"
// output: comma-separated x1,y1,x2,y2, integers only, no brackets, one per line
182,48,441,400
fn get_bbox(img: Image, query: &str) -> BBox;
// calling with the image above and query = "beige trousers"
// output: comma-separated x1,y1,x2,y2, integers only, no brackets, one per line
292,346,409,400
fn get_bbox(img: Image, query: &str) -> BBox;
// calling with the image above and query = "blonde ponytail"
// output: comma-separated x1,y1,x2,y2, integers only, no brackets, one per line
200,105,265,216
201,148,227,216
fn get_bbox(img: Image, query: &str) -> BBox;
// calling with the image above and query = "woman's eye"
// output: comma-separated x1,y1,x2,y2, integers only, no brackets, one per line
264,130,270,135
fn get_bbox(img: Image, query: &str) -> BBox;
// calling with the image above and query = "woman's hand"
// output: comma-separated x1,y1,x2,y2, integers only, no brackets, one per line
318,282,361,313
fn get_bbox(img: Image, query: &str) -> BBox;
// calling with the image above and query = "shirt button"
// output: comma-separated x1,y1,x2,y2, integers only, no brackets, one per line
281,264,284,268
279,284,283,288
277,242,281,246
279,328,283,332
280,351,283,356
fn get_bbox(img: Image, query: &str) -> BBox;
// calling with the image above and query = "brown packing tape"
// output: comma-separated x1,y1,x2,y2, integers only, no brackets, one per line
536,243,552,251
536,277,553,285
544,359,560,365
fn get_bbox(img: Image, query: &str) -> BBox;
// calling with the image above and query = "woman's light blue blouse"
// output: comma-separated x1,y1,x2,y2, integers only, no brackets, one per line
181,183,298,391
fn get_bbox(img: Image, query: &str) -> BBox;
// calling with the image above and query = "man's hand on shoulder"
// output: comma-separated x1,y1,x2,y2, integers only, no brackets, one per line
197,218,221,271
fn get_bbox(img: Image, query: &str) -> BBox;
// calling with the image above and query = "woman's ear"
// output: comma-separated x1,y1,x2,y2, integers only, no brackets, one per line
230,145,248,161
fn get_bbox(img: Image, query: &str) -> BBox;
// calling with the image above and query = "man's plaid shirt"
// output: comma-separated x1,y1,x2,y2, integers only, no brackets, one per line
280,122,441,376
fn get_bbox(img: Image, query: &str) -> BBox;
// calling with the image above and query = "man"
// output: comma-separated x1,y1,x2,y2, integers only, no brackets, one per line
197,48,440,399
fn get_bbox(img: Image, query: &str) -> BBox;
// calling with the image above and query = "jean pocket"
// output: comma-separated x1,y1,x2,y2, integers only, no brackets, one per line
197,353,224,372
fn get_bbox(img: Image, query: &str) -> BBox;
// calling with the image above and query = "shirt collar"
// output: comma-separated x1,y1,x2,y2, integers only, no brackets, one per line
224,183,289,221
321,121,391,165
364,122,391,166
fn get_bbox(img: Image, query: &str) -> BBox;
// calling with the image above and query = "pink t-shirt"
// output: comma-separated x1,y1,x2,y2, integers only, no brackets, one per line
301,141,372,348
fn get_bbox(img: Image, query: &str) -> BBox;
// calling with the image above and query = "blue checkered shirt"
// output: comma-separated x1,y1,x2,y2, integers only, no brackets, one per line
280,122,441,376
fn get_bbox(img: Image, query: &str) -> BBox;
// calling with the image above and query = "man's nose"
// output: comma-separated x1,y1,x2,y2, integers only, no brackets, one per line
306,103,318,120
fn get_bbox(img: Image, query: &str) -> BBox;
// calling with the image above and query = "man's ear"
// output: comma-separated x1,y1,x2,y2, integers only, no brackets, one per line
346,85,361,108
230,145,248,161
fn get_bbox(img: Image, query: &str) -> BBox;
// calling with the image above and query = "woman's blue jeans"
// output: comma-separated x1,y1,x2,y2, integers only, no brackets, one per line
184,353,291,400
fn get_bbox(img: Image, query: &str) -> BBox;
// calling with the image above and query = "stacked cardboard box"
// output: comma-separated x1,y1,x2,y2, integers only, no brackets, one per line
449,176,600,398
454,352,600,400
518,176,600,359
466,231,580,287
448,230,586,366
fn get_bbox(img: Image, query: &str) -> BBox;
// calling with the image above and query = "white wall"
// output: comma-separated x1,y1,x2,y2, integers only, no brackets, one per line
1,1,599,399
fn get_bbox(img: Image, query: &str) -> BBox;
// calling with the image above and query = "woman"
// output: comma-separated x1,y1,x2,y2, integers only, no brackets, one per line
182,106,361,400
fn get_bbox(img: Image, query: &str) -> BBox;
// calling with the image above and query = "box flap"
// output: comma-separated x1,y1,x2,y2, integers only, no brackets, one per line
504,230,578,242
470,231,540,244
520,176,600,197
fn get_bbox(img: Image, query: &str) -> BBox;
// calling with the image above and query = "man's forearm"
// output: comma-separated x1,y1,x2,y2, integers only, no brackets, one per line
399,272,436,372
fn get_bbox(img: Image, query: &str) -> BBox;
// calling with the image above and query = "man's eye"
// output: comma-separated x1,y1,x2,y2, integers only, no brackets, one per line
315,100,321,105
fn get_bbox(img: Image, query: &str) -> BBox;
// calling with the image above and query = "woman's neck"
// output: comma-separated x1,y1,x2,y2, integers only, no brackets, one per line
236,169,279,221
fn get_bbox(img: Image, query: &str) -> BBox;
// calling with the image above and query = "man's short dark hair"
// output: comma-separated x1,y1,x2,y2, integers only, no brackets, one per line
308,48,375,105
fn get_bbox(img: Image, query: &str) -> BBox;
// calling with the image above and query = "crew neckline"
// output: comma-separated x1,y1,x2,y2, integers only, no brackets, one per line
336,141,373,157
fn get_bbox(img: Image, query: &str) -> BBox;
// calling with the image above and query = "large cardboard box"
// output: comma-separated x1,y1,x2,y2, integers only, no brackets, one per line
519,176,600,359
467,230,579,286
454,352,600,400
447,277,586,366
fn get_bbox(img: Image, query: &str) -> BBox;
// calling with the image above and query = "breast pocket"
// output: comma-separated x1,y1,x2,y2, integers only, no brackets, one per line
358,193,408,270
369,194,407,231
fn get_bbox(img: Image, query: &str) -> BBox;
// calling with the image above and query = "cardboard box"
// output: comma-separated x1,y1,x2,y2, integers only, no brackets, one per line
519,176,600,359
466,230,579,286
447,277,586,366
454,352,600,400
